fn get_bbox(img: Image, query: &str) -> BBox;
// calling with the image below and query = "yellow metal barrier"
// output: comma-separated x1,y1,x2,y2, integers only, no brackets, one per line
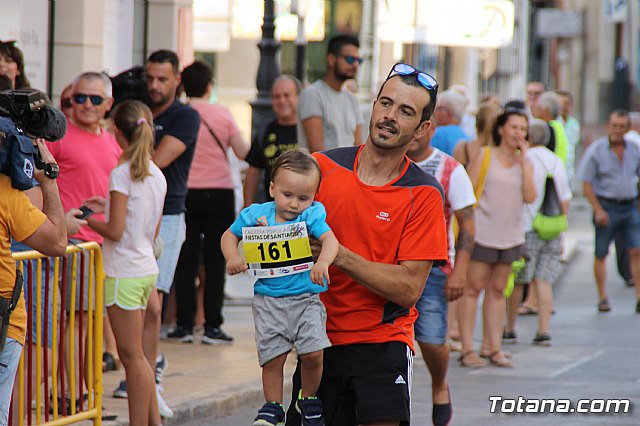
10,242,104,426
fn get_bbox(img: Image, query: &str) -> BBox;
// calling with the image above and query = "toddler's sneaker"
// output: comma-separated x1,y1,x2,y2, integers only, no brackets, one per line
296,392,324,426
112,380,127,399
253,401,285,426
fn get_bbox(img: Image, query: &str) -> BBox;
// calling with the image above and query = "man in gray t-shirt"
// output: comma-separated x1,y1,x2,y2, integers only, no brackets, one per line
577,109,640,313
297,34,364,152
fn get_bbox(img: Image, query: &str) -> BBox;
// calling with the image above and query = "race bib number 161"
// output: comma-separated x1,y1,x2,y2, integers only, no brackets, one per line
242,223,314,278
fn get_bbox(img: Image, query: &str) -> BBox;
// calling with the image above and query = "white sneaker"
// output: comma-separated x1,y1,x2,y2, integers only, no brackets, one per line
156,385,174,419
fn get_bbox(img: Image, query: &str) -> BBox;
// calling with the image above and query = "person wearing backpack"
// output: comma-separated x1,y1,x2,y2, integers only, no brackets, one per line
505,119,571,346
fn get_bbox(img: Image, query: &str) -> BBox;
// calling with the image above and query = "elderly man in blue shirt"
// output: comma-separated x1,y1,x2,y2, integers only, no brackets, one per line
578,109,640,313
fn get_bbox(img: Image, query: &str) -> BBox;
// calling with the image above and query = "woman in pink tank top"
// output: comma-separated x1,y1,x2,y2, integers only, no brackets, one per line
458,107,536,368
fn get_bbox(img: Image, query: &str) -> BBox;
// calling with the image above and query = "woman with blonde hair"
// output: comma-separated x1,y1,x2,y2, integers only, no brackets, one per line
453,101,502,168
84,100,167,425
447,101,502,351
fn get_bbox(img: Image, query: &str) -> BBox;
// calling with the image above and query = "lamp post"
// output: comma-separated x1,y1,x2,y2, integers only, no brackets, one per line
292,0,309,82
250,0,281,139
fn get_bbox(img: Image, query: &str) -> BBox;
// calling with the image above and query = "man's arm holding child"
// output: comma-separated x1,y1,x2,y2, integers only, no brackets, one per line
334,248,432,308
309,230,339,285
221,229,248,274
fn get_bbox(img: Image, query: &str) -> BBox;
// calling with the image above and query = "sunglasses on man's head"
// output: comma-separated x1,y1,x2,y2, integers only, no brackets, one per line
386,63,438,94
72,93,105,106
60,97,72,109
340,54,364,65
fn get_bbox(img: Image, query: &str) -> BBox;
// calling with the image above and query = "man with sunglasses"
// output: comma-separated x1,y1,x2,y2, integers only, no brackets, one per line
286,64,448,426
45,71,123,409
46,72,121,246
297,34,364,153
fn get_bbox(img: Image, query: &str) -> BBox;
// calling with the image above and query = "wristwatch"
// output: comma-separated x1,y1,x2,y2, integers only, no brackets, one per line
44,163,59,179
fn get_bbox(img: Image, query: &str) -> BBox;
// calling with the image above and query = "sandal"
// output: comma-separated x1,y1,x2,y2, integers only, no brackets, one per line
447,338,462,352
102,352,120,372
517,304,538,315
458,350,487,368
480,349,512,359
489,351,513,368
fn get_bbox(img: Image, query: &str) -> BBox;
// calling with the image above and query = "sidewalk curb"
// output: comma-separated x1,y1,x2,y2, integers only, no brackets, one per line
108,385,266,426
165,387,264,425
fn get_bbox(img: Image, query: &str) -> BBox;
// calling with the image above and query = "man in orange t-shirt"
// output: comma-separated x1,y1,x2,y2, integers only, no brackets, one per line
286,64,447,426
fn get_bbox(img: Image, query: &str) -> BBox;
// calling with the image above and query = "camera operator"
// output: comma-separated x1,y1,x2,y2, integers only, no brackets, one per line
0,134,66,424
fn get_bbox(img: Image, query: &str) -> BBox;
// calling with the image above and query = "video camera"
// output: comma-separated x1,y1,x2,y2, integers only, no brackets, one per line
0,88,67,190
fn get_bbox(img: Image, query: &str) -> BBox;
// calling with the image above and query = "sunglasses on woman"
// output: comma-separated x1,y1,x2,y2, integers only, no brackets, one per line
386,63,438,96
60,97,72,109
72,93,105,106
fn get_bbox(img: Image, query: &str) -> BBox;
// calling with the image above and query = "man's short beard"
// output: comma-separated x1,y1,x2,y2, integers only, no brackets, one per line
333,67,354,83
148,95,170,107
370,132,414,151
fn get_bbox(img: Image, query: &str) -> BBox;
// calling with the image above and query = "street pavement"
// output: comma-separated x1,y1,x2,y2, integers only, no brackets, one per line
100,197,640,425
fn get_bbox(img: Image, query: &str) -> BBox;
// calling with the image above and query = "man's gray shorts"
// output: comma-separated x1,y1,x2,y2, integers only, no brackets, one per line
252,293,331,367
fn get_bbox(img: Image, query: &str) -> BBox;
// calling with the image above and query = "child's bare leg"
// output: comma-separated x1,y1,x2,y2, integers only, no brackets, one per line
299,350,323,398
262,353,288,403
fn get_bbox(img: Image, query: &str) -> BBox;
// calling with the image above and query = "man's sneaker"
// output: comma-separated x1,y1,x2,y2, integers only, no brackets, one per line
113,380,127,399
159,323,175,339
295,393,324,426
253,401,285,426
502,330,517,344
155,353,168,384
202,327,234,344
167,324,194,343
533,332,552,346
156,384,174,419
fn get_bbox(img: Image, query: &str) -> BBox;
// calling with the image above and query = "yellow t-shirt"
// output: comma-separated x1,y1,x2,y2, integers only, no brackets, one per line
0,175,46,344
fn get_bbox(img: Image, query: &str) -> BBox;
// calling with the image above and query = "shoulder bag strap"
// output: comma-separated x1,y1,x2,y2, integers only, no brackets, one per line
474,146,491,205
200,118,228,160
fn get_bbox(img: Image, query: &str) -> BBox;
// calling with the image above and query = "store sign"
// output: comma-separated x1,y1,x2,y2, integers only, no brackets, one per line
378,0,514,48
422,0,514,48
536,10,583,38
0,0,50,92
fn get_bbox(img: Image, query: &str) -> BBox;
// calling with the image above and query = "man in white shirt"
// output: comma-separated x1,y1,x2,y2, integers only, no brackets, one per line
407,122,476,426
